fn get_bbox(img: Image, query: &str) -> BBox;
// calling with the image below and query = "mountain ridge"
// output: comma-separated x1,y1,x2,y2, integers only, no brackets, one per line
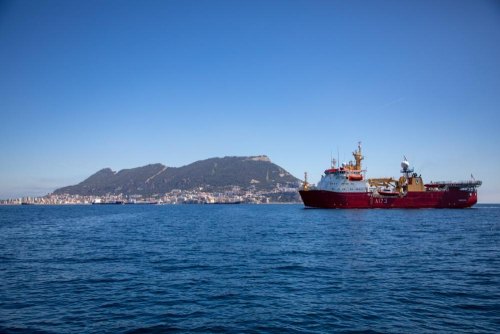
53,156,300,196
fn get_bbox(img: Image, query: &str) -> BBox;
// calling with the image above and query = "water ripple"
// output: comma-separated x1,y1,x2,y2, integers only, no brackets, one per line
1,204,499,333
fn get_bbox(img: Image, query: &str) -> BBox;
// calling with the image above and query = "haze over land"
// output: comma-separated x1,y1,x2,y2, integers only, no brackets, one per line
1,1,499,202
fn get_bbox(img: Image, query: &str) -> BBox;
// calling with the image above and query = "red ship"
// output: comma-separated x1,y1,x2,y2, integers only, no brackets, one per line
299,143,481,209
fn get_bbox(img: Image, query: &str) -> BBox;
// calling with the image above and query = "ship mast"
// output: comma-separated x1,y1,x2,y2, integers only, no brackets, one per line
302,172,309,190
353,141,364,171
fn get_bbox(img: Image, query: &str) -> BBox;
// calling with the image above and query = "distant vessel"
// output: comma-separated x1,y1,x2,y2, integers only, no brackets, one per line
91,199,124,205
125,200,159,205
299,143,481,209
210,201,242,205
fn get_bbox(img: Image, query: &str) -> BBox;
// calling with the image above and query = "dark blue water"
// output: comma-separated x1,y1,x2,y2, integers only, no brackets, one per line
1,204,499,333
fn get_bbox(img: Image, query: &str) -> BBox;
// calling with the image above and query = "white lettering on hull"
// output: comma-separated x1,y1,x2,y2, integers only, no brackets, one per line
374,198,388,204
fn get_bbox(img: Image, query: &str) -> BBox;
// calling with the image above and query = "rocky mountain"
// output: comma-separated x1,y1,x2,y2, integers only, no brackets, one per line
54,156,301,196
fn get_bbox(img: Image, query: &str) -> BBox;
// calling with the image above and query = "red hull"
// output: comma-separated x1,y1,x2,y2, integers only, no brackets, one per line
299,189,478,209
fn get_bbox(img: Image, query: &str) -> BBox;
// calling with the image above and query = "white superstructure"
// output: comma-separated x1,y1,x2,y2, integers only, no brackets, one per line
314,142,369,193
317,169,368,193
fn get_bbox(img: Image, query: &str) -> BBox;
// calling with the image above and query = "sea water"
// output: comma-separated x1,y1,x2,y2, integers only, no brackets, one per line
0,204,499,333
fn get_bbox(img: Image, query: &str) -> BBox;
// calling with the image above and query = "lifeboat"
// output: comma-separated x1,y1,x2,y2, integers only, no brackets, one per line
348,174,363,181
324,168,338,174
378,188,400,197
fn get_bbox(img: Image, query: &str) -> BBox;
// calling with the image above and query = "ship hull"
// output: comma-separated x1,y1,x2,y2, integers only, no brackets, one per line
299,189,477,209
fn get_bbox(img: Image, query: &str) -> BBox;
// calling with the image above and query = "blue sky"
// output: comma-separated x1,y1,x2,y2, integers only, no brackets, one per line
1,0,499,202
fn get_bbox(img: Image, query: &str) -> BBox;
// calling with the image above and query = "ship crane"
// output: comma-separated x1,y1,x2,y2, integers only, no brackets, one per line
368,178,398,188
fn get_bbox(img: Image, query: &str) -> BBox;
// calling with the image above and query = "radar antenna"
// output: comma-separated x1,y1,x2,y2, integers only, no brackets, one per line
401,155,414,178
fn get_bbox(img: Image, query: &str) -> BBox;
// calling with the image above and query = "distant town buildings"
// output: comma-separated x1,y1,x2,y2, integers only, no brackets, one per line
0,184,300,205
